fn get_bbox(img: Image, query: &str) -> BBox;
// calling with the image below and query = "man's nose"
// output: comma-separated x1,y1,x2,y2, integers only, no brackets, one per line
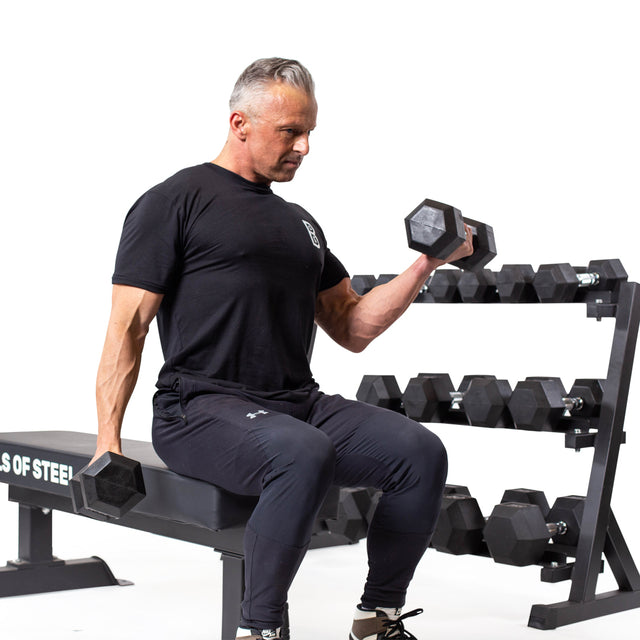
293,133,310,156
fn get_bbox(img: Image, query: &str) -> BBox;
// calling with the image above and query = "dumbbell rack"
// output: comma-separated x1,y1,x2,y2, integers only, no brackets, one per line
358,269,640,629
528,278,640,629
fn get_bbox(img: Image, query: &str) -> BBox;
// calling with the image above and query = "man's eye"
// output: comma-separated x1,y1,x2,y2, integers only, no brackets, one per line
282,128,312,137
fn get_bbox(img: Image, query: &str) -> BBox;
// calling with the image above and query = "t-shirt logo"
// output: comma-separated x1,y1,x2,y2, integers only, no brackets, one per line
302,220,321,249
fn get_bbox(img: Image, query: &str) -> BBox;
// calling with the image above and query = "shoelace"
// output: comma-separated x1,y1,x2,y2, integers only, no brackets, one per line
382,608,424,639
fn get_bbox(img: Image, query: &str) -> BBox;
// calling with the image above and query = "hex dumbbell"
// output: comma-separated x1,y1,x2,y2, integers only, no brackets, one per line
533,259,627,303
403,374,511,427
431,486,487,555
484,496,584,566
70,451,146,519
405,198,497,271
508,377,605,431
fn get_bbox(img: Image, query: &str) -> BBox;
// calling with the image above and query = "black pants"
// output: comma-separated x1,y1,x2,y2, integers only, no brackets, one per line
152,376,448,630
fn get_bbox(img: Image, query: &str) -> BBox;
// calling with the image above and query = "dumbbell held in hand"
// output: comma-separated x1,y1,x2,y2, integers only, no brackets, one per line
70,451,146,519
405,198,497,271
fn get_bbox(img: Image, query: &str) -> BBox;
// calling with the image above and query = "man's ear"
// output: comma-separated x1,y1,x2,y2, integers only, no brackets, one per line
230,111,249,141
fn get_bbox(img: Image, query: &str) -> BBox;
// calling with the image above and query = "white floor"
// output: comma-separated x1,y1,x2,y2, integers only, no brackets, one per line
2,505,640,640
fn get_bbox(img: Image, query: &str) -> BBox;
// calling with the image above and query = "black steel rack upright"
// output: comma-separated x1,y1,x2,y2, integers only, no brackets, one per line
360,271,640,629
528,280,640,629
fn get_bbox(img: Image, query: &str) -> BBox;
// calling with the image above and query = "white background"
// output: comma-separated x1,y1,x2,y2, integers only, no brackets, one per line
1,1,640,638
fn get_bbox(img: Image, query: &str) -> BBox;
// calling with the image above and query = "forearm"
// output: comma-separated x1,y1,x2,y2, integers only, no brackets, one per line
346,255,441,349
95,328,146,453
93,286,162,456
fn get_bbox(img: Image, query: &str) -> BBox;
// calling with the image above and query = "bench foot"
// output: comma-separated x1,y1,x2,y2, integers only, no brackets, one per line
0,555,131,597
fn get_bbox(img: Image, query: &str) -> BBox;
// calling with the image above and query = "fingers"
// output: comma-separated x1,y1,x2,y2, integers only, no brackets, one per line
463,224,474,256
435,224,474,266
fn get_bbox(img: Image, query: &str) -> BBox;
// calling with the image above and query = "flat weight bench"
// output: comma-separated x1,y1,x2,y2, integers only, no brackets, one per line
0,430,362,639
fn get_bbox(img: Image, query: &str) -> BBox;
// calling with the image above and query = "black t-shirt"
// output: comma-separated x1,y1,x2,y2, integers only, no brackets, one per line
112,163,349,392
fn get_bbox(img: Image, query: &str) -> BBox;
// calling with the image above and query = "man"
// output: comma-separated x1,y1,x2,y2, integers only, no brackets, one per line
94,58,472,639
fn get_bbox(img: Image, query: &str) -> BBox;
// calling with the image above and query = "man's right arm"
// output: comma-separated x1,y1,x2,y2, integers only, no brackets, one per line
93,284,164,462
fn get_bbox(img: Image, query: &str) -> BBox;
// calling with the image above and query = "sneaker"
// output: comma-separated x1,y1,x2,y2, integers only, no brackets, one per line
236,629,280,639
349,606,423,639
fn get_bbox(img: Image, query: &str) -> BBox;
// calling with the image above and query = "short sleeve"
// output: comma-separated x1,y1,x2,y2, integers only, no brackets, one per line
319,250,349,292
112,188,182,294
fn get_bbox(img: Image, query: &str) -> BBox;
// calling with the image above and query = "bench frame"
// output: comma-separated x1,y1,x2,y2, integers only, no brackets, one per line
0,436,351,640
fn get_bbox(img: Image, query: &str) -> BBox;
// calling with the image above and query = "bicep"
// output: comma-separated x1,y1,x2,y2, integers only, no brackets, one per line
315,277,361,350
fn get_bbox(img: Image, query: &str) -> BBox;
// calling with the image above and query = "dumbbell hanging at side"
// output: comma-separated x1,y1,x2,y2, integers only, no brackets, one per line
70,451,146,519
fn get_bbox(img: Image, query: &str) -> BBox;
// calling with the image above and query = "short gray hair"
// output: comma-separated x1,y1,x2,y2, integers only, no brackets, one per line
229,58,315,114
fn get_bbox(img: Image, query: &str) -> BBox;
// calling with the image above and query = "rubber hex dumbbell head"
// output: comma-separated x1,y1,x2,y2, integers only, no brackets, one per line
507,378,567,431
443,484,471,496
427,270,462,303
462,377,513,427
547,495,585,547
356,375,403,413
533,263,580,303
496,264,537,303
431,494,486,555
405,199,466,260
457,269,499,303
484,502,550,566
71,452,146,519
402,373,454,422
501,488,550,519
567,378,605,419
351,274,376,295
586,259,627,291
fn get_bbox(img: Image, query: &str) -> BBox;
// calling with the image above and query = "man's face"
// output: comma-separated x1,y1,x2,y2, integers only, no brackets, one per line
243,82,317,184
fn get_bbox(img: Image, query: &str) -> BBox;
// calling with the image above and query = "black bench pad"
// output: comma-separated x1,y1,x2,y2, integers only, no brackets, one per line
0,431,259,531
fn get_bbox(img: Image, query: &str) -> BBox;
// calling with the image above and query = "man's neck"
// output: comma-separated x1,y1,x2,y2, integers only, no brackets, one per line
212,146,271,186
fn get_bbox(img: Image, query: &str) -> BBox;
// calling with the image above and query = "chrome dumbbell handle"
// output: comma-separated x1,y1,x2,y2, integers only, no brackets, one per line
546,520,568,538
562,396,585,413
577,272,600,288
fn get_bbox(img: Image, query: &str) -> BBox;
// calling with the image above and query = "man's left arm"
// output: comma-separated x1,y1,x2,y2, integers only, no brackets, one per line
315,255,440,353
315,234,473,352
